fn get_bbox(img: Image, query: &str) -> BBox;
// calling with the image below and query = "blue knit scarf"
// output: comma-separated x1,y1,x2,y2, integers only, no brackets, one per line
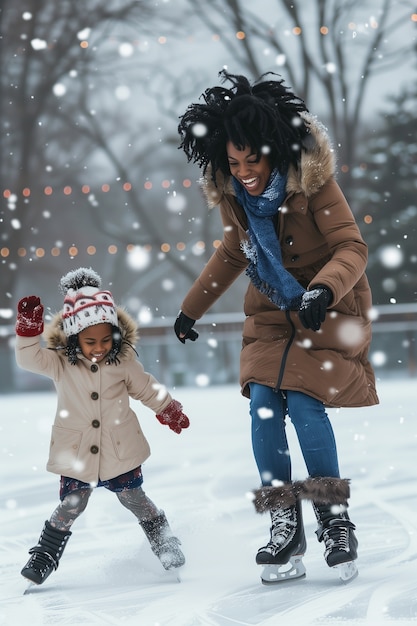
232,169,306,310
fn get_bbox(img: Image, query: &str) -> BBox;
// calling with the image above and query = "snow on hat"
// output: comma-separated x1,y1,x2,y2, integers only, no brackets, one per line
60,267,118,337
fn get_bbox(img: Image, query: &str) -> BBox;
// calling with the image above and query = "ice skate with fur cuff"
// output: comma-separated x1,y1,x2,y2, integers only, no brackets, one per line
256,500,306,584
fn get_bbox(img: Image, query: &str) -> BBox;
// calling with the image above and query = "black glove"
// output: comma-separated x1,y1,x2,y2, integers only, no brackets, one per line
298,286,332,331
174,311,199,343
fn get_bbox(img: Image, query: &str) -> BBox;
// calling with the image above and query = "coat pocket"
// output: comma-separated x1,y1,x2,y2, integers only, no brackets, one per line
48,425,83,470
110,415,150,462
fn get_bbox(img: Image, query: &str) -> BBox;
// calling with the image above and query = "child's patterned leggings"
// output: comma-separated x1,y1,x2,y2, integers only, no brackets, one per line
49,486,160,531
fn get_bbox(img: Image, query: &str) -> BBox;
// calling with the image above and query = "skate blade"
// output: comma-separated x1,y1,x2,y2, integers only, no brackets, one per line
23,581,38,594
172,571,181,583
163,567,182,583
334,560,358,584
260,555,306,585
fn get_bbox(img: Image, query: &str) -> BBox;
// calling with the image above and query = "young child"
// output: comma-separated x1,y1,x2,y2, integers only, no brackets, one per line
15,267,190,585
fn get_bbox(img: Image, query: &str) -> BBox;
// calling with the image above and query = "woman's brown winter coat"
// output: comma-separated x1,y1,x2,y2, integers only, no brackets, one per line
180,114,378,408
15,308,173,483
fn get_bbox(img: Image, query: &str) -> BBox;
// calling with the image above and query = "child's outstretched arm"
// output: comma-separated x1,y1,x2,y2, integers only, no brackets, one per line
16,296,44,337
155,399,190,434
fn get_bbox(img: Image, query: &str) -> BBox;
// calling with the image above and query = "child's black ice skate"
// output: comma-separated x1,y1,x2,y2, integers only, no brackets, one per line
256,500,306,584
21,521,72,586
140,511,185,573
314,503,358,583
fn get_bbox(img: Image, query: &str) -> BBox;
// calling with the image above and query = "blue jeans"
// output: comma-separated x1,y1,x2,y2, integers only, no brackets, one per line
249,383,340,485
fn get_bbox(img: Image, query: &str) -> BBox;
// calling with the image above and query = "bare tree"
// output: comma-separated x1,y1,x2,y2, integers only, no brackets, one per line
0,0,210,294
182,0,416,182
0,0,175,389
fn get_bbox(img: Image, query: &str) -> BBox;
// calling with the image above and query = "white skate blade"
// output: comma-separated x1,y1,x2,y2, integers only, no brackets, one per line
163,567,182,583
171,571,181,583
260,555,306,585
23,581,37,594
334,560,358,583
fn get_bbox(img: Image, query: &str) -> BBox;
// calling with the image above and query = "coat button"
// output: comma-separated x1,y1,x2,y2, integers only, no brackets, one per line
285,235,294,246
291,255,299,262
90,445,99,454
92,419,100,428
91,392,99,400
91,364,98,373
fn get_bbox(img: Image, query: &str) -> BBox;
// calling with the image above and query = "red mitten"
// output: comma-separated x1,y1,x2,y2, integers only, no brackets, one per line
16,296,44,337
155,399,190,434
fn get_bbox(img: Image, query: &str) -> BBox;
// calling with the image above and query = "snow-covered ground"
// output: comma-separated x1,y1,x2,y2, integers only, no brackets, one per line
1,377,417,625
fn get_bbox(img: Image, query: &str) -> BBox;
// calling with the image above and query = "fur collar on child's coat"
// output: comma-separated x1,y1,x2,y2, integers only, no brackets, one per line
44,307,138,360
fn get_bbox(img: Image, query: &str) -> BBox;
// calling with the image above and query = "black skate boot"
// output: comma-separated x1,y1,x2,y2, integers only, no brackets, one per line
313,503,358,583
256,499,306,584
21,520,72,585
140,511,185,571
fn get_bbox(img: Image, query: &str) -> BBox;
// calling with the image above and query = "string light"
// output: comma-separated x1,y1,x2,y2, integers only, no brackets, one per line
1,239,222,260
1,178,212,260
2,177,198,197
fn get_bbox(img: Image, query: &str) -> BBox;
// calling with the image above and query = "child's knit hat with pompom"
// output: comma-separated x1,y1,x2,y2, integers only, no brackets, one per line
60,267,118,337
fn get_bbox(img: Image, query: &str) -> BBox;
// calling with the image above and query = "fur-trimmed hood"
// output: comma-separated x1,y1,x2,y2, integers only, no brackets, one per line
201,112,336,208
43,306,138,358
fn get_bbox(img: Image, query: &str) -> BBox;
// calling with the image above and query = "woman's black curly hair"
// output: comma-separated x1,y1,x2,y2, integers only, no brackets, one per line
178,70,309,182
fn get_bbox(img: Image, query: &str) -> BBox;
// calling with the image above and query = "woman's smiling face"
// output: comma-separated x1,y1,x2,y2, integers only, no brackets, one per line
226,142,272,196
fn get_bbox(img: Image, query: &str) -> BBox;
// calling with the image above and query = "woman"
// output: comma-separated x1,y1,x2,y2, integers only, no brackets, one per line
174,70,378,583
